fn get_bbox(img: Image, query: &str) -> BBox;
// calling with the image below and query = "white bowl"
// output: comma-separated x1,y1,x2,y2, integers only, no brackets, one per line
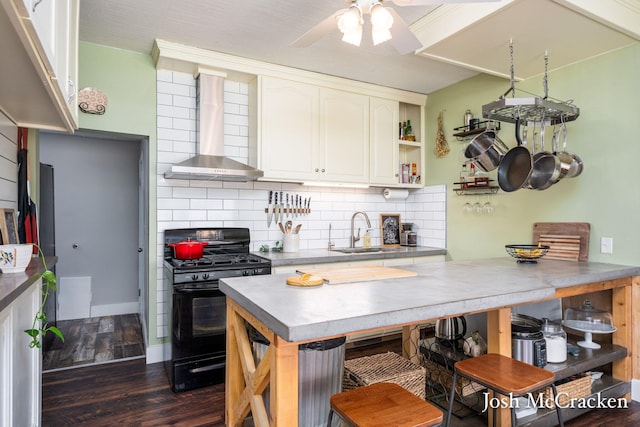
0,244,34,273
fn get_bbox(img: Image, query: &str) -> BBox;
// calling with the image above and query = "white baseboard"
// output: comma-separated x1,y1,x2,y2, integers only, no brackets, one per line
90,302,139,318
145,343,169,364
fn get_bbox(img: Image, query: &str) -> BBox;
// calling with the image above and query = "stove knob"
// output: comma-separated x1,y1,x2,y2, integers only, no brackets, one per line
202,273,210,280
242,270,250,276
190,274,199,281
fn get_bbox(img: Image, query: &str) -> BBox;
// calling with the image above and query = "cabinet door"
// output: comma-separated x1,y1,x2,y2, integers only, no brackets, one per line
259,76,319,181
319,88,369,183
21,0,58,74
370,97,400,185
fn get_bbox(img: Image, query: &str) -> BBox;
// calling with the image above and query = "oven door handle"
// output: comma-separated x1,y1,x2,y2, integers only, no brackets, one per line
175,285,221,294
189,361,226,374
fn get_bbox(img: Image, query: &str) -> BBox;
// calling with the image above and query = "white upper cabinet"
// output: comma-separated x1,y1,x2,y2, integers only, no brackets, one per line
258,76,369,184
369,97,400,186
318,88,369,184
0,0,79,131
258,76,319,182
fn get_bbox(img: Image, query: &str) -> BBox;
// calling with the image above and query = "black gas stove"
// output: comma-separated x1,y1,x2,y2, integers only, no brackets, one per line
163,227,271,392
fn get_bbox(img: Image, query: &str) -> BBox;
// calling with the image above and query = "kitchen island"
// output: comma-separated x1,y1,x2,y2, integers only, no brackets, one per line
220,257,640,426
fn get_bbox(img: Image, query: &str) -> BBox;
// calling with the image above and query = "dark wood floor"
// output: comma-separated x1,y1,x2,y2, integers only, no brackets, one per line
42,340,640,426
43,314,145,371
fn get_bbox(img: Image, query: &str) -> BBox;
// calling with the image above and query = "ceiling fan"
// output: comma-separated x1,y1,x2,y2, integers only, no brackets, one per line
291,0,498,55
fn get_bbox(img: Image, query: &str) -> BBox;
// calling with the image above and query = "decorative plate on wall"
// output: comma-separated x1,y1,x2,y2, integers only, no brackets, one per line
78,87,108,114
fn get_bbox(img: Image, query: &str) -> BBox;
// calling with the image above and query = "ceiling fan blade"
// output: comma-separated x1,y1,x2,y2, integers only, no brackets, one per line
291,9,348,47
385,7,423,54
390,0,499,6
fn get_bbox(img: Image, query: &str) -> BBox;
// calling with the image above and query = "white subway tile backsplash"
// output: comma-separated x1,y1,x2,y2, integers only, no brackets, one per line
155,70,447,338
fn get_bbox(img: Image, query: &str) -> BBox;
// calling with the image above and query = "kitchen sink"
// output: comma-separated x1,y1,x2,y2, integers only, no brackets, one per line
331,246,404,254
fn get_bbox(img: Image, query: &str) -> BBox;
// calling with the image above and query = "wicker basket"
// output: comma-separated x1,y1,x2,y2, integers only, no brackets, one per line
343,352,425,399
541,373,592,408
423,358,485,397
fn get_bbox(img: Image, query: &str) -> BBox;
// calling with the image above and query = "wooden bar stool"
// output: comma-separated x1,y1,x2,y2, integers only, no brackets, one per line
445,353,564,427
327,382,443,427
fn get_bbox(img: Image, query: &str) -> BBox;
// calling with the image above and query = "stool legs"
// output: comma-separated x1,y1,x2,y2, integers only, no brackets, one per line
445,373,565,427
445,371,458,427
327,408,335,427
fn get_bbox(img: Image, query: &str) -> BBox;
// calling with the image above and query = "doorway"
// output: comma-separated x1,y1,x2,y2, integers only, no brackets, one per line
39,130,147,335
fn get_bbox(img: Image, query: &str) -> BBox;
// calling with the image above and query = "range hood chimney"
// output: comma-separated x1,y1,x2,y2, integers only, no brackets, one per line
164,72,263,181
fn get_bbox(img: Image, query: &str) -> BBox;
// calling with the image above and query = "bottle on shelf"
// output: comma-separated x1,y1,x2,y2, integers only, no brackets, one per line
469,163,476,182
401,121,407,140
459,164,468,188
404,120,415,141
464,109,473,128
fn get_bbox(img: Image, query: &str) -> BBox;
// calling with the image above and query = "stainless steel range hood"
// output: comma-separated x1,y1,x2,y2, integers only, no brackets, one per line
164,72,263,181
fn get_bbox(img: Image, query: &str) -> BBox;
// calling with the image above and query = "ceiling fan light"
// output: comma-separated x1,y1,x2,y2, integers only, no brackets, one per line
342,23,363,46
372,27,392,45
370,3,393,30
338,5,362,34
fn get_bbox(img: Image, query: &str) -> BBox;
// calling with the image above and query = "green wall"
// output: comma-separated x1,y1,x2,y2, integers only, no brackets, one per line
77,42,160,346
425,44,640,265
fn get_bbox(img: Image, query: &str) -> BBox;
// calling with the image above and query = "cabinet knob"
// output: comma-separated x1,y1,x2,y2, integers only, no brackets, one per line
315,168,319,172
321,168,325,173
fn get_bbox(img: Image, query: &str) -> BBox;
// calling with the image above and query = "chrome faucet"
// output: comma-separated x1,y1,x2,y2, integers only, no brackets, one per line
350,211,371,248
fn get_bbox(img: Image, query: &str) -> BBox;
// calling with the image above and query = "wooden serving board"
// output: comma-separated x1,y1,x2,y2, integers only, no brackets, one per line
533,222,590,262
296,265,417,284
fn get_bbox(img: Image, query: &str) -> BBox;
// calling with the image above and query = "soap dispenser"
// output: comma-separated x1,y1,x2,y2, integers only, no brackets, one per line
363,230,371,248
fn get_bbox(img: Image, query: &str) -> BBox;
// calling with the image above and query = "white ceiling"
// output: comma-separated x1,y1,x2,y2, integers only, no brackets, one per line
78,0,479,94
78,0,639,95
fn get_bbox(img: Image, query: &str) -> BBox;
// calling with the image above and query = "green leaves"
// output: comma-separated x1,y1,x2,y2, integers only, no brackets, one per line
24,244,65,350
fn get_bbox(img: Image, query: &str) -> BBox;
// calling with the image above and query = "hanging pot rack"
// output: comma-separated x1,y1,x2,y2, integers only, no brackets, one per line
482,42,580,126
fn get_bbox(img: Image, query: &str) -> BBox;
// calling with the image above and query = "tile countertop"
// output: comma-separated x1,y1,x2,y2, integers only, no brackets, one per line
253,245,447,267
0,256,57,312
220,257,640,343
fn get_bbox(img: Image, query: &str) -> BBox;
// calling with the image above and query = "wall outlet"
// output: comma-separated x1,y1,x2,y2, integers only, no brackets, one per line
601,237,613,254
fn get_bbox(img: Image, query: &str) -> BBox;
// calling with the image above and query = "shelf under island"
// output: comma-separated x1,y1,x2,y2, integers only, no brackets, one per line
219,257,640,427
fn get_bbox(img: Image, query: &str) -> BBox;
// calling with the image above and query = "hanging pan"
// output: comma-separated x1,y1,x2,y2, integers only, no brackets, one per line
526,119,562,190
497,118,533,192
555,117,583,178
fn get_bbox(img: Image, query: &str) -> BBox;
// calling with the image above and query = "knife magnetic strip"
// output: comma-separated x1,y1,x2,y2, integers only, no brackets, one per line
264,208,311,214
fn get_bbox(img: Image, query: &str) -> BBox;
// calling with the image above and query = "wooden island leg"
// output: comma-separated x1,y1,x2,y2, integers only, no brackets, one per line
226,297,301,426
486,307,512,427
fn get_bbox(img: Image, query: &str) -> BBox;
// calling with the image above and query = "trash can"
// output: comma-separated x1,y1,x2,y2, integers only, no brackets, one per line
250,326,346,427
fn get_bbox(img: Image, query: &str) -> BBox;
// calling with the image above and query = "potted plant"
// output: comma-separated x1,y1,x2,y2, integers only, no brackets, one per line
24,244,64,348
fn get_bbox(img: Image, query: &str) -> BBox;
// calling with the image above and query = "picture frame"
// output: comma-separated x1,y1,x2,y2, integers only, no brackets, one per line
380,213,401,247
0,208,19,245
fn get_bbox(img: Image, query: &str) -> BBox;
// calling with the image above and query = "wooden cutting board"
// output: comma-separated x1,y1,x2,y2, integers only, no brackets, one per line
532,222,590,261
296,265,417,284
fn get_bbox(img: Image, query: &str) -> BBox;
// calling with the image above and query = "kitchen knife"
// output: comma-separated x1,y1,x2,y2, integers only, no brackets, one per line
267,190,273,227
306,197,311,215
286,193,290,218
274,191,279,224
295,195,300,218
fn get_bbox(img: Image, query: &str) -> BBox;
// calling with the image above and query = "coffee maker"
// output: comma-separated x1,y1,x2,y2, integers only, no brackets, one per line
400,223,417,247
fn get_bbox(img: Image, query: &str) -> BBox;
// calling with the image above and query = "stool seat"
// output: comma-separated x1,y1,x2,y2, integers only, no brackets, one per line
445,353,564,427
329,382,443,427
454,353,555,395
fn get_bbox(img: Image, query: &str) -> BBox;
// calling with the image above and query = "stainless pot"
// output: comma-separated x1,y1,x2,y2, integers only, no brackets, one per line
526,121,562,190
435,316,467,341
464,130,509,172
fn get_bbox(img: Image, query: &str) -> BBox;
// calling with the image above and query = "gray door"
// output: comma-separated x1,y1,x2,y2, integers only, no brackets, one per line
40,131,141,318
